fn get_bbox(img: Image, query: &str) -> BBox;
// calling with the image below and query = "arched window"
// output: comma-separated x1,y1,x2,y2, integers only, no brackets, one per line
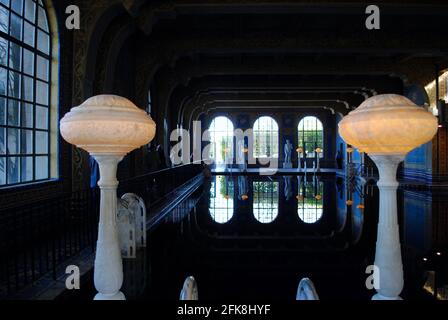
0,0,56,187
297,179,323,223
298,116,324,158
208,116,234,165
253,181,279,223
209,176,234,223
253,116,279,158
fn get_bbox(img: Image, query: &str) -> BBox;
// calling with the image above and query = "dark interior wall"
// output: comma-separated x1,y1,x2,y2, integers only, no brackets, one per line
335,113,347,169
3,0,448,202
112,35,140,180
150,66,181,158
112,36,137,100
129,0,448,183
60,0,448,188
429,127,448,184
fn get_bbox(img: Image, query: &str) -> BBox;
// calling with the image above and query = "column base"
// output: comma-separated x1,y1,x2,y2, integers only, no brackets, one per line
372,293,402,301
94,291,126,300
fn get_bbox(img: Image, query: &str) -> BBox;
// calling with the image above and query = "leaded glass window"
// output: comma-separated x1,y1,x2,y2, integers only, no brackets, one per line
0,0,51,187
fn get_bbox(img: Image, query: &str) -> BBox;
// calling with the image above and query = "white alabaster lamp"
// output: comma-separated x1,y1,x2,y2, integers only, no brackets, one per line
60,95,156,300
339,94,437,300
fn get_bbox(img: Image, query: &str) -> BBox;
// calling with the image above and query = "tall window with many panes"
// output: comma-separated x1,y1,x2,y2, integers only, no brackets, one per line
0,0,52,187
298,116,324,158
208,116,234,165
253,116,279,158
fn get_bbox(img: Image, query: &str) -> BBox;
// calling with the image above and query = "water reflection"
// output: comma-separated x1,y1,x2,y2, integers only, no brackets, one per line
283,176,293,201
131,174,448,301
253,181,279,223
208,175,329,225
237,176,249,200
335,177,348,232
209,176,234,223
297,176,323,224
351,188,365,244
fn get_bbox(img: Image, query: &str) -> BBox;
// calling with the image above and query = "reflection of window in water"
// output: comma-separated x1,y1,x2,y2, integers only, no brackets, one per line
253,181,279,223
209,176,234,223
298,181,323,223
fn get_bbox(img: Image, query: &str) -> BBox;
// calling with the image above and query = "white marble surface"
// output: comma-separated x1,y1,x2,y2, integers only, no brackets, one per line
339,94,437,154
296,278,319,300
180,276,198,300
339,94,438,300
60,95,155,300
370,154,405,300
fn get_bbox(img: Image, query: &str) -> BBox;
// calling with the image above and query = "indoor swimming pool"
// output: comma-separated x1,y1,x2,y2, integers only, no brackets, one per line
110,174,447,301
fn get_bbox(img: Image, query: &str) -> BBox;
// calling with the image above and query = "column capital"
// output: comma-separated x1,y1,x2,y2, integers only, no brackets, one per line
369,153,406,187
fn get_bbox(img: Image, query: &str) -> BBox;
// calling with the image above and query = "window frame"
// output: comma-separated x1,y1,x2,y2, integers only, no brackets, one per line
0,0,53,188
252,116,279,159
298,115,324,159
207,115,234,165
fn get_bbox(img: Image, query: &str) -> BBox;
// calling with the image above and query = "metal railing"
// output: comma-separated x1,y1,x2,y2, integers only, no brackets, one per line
0,188,99,298
118,162,203,209
0,162,204,299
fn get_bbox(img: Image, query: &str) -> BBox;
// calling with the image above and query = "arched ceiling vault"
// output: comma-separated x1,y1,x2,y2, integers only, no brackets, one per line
79,0,448,145
80,0,448,100
163,74,402,127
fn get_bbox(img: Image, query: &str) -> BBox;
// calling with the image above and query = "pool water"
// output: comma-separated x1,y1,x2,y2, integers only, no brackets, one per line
121,174,446,301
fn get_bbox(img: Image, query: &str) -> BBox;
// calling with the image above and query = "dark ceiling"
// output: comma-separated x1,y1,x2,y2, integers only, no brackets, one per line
87,0,448,130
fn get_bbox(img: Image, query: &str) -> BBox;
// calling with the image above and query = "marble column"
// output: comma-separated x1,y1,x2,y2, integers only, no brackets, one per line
60,95,156,300
369,154,405,300
93,154,125,300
